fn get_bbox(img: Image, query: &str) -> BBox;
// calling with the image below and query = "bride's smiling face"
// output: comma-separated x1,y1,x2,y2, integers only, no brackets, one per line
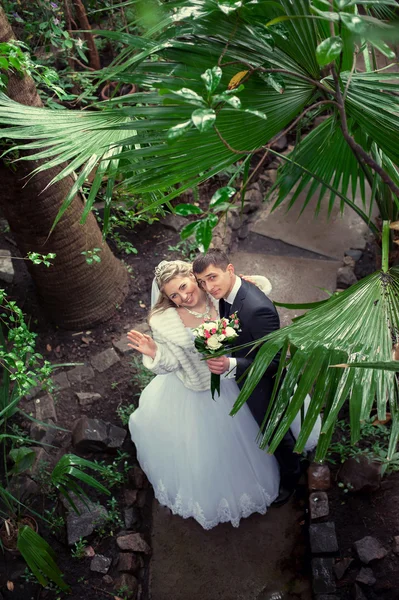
163,275,202,308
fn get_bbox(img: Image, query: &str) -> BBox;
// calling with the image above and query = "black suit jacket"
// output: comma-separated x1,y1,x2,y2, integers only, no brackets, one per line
220,279,280,426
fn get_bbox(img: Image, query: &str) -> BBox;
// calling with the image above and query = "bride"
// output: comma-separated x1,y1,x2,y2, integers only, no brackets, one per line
128,260,306,529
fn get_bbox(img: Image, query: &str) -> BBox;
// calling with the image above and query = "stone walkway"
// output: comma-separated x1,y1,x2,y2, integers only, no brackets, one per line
149,186,372,600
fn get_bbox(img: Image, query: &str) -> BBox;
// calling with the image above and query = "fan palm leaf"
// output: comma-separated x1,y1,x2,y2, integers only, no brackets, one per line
17,526,69,591
230,258,399,462
0,0,397,230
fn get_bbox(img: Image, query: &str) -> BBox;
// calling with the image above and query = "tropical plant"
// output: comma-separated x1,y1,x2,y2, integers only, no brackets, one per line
0,291,111,590
0,0,398,454
0,1,397,243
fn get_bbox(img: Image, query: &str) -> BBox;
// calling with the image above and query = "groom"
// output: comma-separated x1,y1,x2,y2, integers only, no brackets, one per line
192,249,301,506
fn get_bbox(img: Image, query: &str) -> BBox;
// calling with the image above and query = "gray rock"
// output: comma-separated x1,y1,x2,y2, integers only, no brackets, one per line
91,348,120,373
113,336,133,355
102,574,113,585
354,536,388,564
392,535,399,554
52,371,71,391
90,554,112,574
107,423,128,449
238,224,249,240
312,557,336,594
333,557,354,580
124,507,140,529
24,384,42,401
271,134,288,152
336,266,357,289
76,392,102,407
343,255,356,268
124,489,138,506
30,418,58,446
117,533,151,554
67,364,95,386
247,181,262,192
63,496,108,546
128,465,147,489
345,249,363,261
34,394,57,422
309,522,339,554
244,188,263,207
117,552,142,573
356,567,376,586
0,249,14,283
267,169,278,184
7,475,39,503
308,463,331,491
72,417,126,452
309,492,329,520
29,446,57,478
162,214,188,232
338,455,381,493
115,574,139,600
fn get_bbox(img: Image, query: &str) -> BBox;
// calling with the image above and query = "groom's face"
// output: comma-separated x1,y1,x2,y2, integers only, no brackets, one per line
195,263,235,299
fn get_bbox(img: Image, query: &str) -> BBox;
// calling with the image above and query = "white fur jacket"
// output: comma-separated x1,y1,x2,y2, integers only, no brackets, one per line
142,275,272,391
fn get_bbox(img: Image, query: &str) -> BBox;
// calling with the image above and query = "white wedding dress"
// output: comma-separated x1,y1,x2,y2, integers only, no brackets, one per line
129,329,281,530
130,279,321,530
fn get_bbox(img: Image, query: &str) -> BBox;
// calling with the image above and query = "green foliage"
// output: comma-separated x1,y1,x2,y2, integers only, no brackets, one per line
94,450,130,488
70,537,88,560
27,252,56,268
81,248,102,265
116,402,136,426
94,496,124,536
327,417,399,476
167,239,199,262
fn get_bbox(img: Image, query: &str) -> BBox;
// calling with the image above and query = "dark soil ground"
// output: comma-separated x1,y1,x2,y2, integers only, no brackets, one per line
0,211,188,600
328,471,399,600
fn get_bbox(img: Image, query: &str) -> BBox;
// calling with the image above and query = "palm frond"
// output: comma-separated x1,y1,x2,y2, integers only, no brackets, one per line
269,115,374,219
51,454,110,512
231,266,399,461
17,526,69,591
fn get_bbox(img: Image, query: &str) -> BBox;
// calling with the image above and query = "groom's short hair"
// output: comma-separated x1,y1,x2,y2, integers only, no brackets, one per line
192,249,230,273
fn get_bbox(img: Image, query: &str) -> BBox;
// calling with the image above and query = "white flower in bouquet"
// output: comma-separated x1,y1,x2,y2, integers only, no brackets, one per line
207,334,223,350
225,326,238,338
203,321,217,331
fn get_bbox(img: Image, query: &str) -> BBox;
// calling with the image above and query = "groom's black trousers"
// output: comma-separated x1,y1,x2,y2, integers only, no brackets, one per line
245,374,301,489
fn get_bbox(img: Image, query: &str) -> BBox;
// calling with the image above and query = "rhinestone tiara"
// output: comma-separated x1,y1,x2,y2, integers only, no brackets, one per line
154,260,171,280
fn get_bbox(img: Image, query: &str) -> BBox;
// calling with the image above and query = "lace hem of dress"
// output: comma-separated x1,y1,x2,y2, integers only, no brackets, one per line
152,479,275,530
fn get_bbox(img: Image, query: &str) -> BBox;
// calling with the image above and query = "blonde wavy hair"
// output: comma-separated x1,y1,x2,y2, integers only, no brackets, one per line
150,260,196,317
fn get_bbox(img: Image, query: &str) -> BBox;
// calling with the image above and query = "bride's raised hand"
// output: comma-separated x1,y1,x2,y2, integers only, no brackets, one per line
127,330,157,359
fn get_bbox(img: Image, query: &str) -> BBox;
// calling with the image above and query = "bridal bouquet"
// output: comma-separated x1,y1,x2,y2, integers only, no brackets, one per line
193,313,240,400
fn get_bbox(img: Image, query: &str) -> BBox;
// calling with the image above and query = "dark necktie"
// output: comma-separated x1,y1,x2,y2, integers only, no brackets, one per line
223,301,231,318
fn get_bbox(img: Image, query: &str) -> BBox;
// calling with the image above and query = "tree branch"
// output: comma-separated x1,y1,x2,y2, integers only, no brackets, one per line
331,65,399,200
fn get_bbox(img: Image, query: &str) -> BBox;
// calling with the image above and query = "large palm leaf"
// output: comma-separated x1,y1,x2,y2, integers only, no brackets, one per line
0,0,397,228
230,224,399,461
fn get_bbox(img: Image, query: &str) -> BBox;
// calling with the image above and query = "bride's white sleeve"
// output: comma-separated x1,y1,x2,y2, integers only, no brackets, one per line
142,327,180,374
247,275,272,296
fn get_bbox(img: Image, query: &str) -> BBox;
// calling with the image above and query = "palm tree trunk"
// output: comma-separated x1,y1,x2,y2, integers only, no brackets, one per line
0,7,128,328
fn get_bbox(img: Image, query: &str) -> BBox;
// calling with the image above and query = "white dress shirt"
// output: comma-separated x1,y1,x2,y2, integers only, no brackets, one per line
224,276,242,379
